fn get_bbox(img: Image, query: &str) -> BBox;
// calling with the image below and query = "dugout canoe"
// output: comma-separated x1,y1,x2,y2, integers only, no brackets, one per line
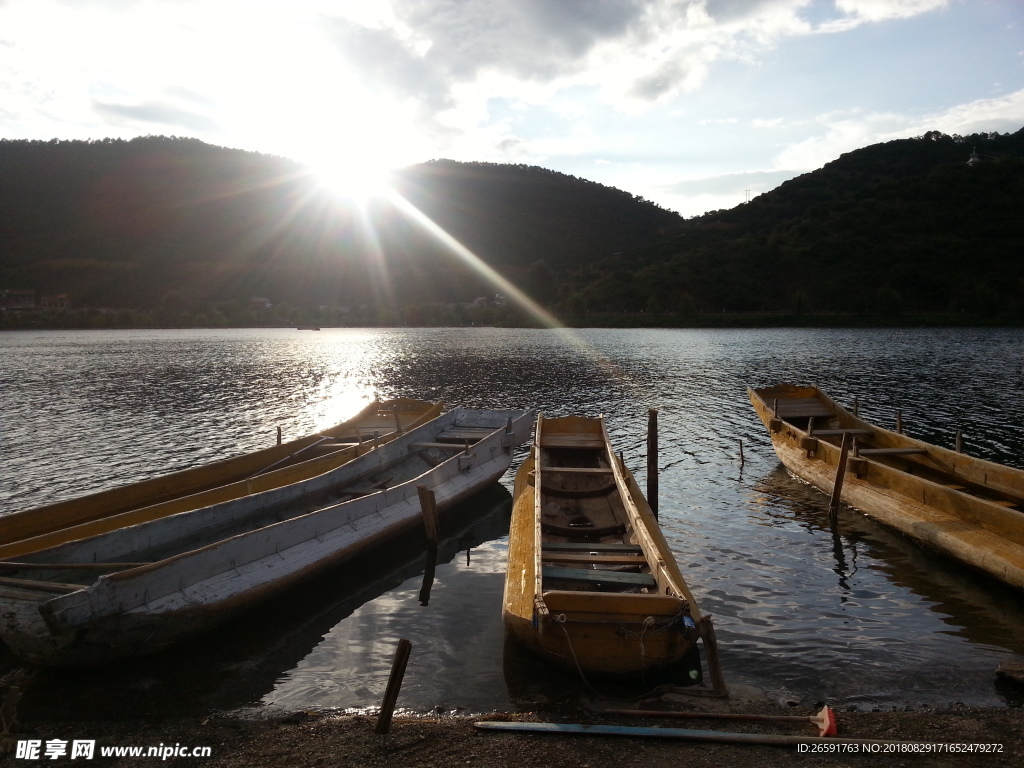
0,406,534,666
502,414,703,677
0,398,443,560
749,384,1024,590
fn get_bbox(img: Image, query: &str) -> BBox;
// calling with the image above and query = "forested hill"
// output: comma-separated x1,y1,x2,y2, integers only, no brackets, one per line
570,128,1024,318
0,137,682,313
3,129,1023,326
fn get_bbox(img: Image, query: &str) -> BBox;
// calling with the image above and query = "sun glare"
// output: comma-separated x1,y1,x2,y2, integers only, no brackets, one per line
312,156,393,205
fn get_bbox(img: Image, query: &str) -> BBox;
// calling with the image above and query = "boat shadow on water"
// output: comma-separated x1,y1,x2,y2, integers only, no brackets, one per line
5,485,516,722
752,464,1024,653
744,465,1024,706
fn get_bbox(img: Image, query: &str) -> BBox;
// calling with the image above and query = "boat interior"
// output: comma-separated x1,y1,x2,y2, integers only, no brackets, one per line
535,420,660,596
757,385,1023,513
0,412,507,596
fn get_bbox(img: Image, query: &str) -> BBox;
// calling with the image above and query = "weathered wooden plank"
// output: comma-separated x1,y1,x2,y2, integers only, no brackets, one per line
858,448,928,456
540,435,605,449
540,466,613,474
542,566,656,588
0,576,83,593
542,553,647,565
809,429,872,437
541,543,642,552
541,589,682,616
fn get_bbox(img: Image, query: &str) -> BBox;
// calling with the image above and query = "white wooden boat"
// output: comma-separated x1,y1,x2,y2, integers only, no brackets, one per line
0,407,534,666
749,384,1024,590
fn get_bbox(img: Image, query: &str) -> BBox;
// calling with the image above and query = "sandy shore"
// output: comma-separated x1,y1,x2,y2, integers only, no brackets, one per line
7,686,1021,767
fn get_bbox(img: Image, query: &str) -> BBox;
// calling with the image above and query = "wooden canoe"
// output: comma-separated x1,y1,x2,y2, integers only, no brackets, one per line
0,398,443,560
502,414,703,677
0,407,534,666
749,384,1024,589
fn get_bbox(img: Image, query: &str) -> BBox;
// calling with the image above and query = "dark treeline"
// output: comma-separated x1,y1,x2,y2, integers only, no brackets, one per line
1,129,1022,328
0,137,681,321
566,128,1024,319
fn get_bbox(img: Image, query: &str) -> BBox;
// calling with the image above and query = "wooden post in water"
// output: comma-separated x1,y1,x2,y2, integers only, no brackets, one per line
393,409,403,435
895,410,903,434
829,432,852,520
276,426,282,446
419,547,438,606
417,485,439,549
647,409,659,520
375,639,412,734
697,615,728,697
956,429,964,453
738,439,744,466
853,397,859,417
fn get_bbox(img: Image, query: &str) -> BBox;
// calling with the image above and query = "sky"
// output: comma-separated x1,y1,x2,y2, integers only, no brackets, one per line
1,0,1022,217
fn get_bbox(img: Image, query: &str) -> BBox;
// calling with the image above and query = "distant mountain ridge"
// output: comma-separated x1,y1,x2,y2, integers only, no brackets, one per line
0,137,682,313
1,128,1022,327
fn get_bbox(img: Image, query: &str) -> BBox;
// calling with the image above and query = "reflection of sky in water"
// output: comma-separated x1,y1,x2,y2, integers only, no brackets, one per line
3,326,1023,711
265,540,509,712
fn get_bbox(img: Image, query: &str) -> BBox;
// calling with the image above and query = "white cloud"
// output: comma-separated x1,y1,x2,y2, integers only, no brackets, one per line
774,89,1024,172
834,0,947,23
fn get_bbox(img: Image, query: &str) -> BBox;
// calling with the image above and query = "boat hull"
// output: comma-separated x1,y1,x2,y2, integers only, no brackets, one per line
0,398,443,559
0,408,534,666
502,415,700,678
749,384,1024,590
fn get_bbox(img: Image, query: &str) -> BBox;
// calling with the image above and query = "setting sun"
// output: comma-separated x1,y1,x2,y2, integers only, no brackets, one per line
309,155,394,205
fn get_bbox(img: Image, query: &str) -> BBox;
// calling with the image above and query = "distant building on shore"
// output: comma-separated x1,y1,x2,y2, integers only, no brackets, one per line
40,293,73,311
0,288,37,310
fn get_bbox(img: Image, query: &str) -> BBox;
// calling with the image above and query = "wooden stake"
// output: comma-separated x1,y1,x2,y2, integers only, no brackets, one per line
956,428,963,453
276,426,282,446
375,639,412,734
419,547,438,606
895,410,902,434
394,409,403,435
853,396,859,417
417,485,439,549
738,439,744,465
829,432,852,519
697,615,728,696
807,416,815,437
647,409,659,520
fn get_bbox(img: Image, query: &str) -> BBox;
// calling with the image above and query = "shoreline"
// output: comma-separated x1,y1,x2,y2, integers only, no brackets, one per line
11,699,1022,767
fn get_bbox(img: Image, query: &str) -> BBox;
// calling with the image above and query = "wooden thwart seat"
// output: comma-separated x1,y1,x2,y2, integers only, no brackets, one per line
540,466,613,474
857,448,928,456
542,566,656,588
773,398,835,419
540,435,605,449
434,428,493,441
809,429,872,437
542,553,648,565
541,543,642,553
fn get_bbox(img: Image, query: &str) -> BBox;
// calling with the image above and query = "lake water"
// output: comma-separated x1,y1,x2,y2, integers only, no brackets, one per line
2,327,1023,717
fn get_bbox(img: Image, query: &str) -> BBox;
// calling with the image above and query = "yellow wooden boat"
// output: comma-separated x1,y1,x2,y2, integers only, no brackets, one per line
749,384,1024,590
502,414,703,677
0,398,443,559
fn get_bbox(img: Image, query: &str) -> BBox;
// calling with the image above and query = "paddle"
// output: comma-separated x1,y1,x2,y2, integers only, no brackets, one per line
593,705,837,737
